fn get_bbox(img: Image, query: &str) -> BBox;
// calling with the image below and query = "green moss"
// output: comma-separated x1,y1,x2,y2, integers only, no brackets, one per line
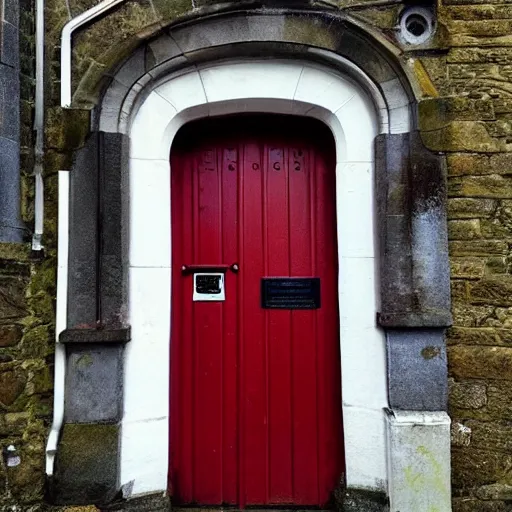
283,15,337,50
45,108,91,151
0,243,31,262
20,325,52,359
71,0,160,105
27,293,55,326
53,424,120,503
152,0,192,24
30,259,56,296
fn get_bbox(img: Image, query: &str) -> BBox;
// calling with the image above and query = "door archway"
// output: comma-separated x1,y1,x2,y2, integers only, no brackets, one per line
123,59,385,496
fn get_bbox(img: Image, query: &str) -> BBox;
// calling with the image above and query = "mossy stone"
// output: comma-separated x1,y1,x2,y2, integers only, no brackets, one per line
448,345,512,380
0,325,23,348
0,369,27,407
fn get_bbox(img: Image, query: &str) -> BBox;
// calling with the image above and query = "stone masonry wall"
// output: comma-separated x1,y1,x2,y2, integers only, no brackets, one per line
2,0,512,509
430,1,512,510
0,0,59,508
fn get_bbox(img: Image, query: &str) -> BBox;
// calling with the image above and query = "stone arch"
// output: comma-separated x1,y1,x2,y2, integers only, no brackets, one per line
52,9,452,512
123,58,385,498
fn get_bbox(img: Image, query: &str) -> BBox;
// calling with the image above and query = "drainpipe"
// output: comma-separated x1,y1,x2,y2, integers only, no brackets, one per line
0,0,26,242
32,0,45,252
45,171,69,476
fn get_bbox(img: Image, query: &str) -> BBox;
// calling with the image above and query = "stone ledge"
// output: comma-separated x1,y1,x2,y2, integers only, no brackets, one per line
59,328,131,344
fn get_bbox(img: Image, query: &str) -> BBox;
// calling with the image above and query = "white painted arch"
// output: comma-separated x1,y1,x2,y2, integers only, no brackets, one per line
120,60,410,498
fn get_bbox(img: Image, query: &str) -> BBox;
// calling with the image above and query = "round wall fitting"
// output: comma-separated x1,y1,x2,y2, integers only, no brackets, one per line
399,6,435,45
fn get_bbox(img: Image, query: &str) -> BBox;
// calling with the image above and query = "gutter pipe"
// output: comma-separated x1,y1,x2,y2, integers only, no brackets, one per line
32,0,45,252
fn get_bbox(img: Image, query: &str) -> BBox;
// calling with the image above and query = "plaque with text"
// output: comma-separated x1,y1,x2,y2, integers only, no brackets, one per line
261,278,321,309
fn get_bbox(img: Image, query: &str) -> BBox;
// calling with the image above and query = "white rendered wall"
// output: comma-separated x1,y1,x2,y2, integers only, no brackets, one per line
121,60,396,497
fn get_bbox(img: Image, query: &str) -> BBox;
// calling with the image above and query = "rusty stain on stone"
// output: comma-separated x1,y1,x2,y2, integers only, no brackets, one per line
421,345,441,359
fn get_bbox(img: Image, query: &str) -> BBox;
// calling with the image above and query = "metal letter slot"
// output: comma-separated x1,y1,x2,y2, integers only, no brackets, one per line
193,273,225,302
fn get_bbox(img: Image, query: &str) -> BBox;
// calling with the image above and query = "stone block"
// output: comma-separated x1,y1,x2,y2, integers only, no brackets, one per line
452,279,469,302
448,345,512,380
449,379,488,409
387,329,448,411
451,304,494,327
481,219,512,239
447,326,512,346
45,108,90,150
449,240,508,256
419,97,495,133
452,447,512,489
3,0,20,26
0,368,26,406
447,47,512,64
386,410,451,511
453,498,507,512
52,423,120,505
0,66,20,142
0,242,31,261
448,219,482,240
65,345,123,423
447,5,512,21
68,133,99,328
421,122,501,153
450,257,486,279
19,325,51,358
0,21,20,69
99,132,129,328
487,381,512,420
0,324,23,347
0,411,29,435
476,484,512,500
470,276,512,305
451,379,512,422
376,132,451,327
151,0,190,24
490,154,512,173
335,488,388,512
485,257,508,275
0,276,28,320
447,153,489,176
449,19,512,37
466,419,512,452
493,307,512,328
449,175,512,198
448,198,497,218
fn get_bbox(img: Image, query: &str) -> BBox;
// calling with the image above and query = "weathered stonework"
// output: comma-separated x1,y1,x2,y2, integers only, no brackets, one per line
444,1,512,501
0,244,55,508
0,0,511,508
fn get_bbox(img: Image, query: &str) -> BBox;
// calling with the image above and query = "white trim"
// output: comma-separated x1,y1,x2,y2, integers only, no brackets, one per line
46,171,70,475
121,60,393,496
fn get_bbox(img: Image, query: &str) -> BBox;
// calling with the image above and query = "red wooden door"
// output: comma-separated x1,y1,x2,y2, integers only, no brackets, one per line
170,116,343,508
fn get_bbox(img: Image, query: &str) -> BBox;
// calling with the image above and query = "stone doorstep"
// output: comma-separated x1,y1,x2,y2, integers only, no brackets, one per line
98,495,334,512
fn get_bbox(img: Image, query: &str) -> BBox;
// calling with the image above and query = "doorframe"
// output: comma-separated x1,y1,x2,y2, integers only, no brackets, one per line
121,59,388,495
52,12,452,509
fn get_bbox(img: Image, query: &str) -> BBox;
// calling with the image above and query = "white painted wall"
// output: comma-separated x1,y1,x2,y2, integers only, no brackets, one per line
119,60,399,497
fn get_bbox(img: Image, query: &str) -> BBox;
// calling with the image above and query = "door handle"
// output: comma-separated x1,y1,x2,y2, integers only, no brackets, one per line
181,263,239,275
